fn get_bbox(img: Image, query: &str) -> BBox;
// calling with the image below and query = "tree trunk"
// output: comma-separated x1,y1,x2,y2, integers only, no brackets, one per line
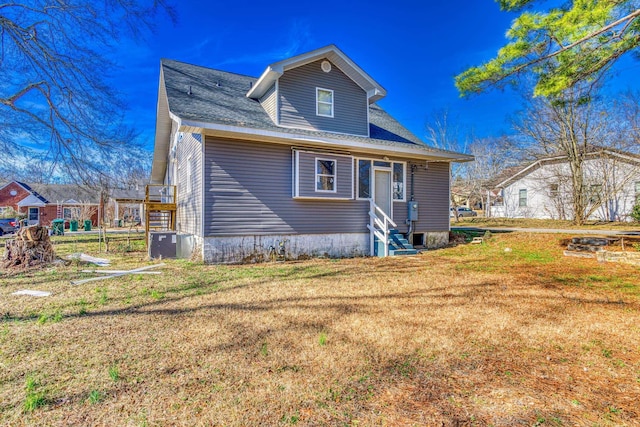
569,153,585,225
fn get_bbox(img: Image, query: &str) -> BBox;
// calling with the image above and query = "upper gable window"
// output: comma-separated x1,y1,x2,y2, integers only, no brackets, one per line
316,88,334,118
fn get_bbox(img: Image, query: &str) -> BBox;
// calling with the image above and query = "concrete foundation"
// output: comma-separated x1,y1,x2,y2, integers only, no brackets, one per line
422,231,449,249
202,233,369,264
176,230,450,264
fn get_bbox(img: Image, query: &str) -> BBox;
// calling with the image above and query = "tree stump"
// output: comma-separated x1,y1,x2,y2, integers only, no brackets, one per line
2,226,56,269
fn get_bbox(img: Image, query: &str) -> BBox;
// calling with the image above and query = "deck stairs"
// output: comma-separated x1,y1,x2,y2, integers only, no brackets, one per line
368,199,419,257
374,228,419,257
144,185,177,241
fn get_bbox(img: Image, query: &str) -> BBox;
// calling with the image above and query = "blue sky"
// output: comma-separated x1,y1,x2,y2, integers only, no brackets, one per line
117,0,640,150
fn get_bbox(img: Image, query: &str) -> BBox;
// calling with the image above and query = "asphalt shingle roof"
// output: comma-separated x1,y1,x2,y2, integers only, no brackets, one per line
161,59,464,156
28,184,100,204
15,181,49,204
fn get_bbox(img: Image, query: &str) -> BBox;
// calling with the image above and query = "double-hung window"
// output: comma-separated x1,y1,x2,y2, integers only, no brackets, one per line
316,88,334,117
316,159,336,192
518,189,527,207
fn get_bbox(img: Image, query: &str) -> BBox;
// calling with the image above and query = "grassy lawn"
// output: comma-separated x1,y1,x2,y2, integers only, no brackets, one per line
1,232,639,426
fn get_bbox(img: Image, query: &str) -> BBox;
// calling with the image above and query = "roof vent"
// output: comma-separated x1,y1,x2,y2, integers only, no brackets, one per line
187,85,192,95
215,81,220,87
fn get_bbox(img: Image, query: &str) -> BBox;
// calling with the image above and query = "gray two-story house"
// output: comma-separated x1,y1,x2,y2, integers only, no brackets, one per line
151,45,472,263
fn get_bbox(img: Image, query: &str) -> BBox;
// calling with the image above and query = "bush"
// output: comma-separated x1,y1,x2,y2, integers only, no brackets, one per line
631,203,640,222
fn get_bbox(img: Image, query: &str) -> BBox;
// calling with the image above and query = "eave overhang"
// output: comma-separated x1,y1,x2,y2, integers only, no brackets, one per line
151,66,172,184
172,116,473,163
494,149,640,189
17,194,47,207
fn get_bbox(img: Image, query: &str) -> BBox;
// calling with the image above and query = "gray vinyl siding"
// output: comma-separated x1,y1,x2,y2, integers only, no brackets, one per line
203,137,451,237
278,59,368,136
351,158,450,234
295,151,353,199
259,83,277,124
176,133,202,236
391,161,450,233
204,137,368,236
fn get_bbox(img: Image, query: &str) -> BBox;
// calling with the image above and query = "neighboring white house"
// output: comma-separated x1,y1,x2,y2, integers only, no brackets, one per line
490,148,640,221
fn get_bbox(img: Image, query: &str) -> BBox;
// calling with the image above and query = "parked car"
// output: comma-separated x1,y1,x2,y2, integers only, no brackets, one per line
0,218,18,236
450,207,478,218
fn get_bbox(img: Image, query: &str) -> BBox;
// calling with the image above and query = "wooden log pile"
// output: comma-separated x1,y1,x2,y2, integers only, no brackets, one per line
2,226,56,269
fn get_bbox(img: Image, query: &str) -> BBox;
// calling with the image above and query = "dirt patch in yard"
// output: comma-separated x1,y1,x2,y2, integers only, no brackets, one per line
1,232,639,426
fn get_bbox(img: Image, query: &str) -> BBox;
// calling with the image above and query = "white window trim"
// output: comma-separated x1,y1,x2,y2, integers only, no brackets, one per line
519,189,528,207
355,157,406,202
315,157,337,193
28,207,39,221
292,150,353,199
293,150,299,197
316,87,334,118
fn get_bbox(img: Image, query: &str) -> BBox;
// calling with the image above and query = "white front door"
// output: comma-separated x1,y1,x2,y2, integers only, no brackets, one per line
373,169,392,219
28,207,39,225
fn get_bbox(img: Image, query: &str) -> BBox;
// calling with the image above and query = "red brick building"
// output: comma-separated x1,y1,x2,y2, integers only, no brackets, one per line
0,181,100,227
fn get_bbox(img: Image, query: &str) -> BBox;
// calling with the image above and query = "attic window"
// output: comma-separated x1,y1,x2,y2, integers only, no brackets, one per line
316,88,334,118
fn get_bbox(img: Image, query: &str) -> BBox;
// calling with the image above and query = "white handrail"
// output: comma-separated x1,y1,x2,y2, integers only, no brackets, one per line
373,203,396,228
369,200,395,257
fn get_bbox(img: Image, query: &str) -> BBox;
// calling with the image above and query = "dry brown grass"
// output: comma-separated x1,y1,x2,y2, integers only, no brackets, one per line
1,232,639,426
452,216,640,231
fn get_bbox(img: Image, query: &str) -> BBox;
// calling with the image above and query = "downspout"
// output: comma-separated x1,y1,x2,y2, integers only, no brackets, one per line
407,164,417,242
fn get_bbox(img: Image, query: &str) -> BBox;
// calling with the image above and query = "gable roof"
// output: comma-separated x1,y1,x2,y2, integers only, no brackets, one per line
1,181,50,205
152,54,472,182
0,180,34,195
492,148,640,189
246,45,386,103
0,181,100,205
16,194,47,207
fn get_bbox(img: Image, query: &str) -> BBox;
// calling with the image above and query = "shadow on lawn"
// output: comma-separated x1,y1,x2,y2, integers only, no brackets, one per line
3,258,638,426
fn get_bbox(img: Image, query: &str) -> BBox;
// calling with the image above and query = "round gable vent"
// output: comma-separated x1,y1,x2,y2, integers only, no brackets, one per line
10,190,17,196
321,60,332,73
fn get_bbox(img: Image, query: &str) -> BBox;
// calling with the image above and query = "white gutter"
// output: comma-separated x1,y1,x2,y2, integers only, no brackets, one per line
176,118,473,163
